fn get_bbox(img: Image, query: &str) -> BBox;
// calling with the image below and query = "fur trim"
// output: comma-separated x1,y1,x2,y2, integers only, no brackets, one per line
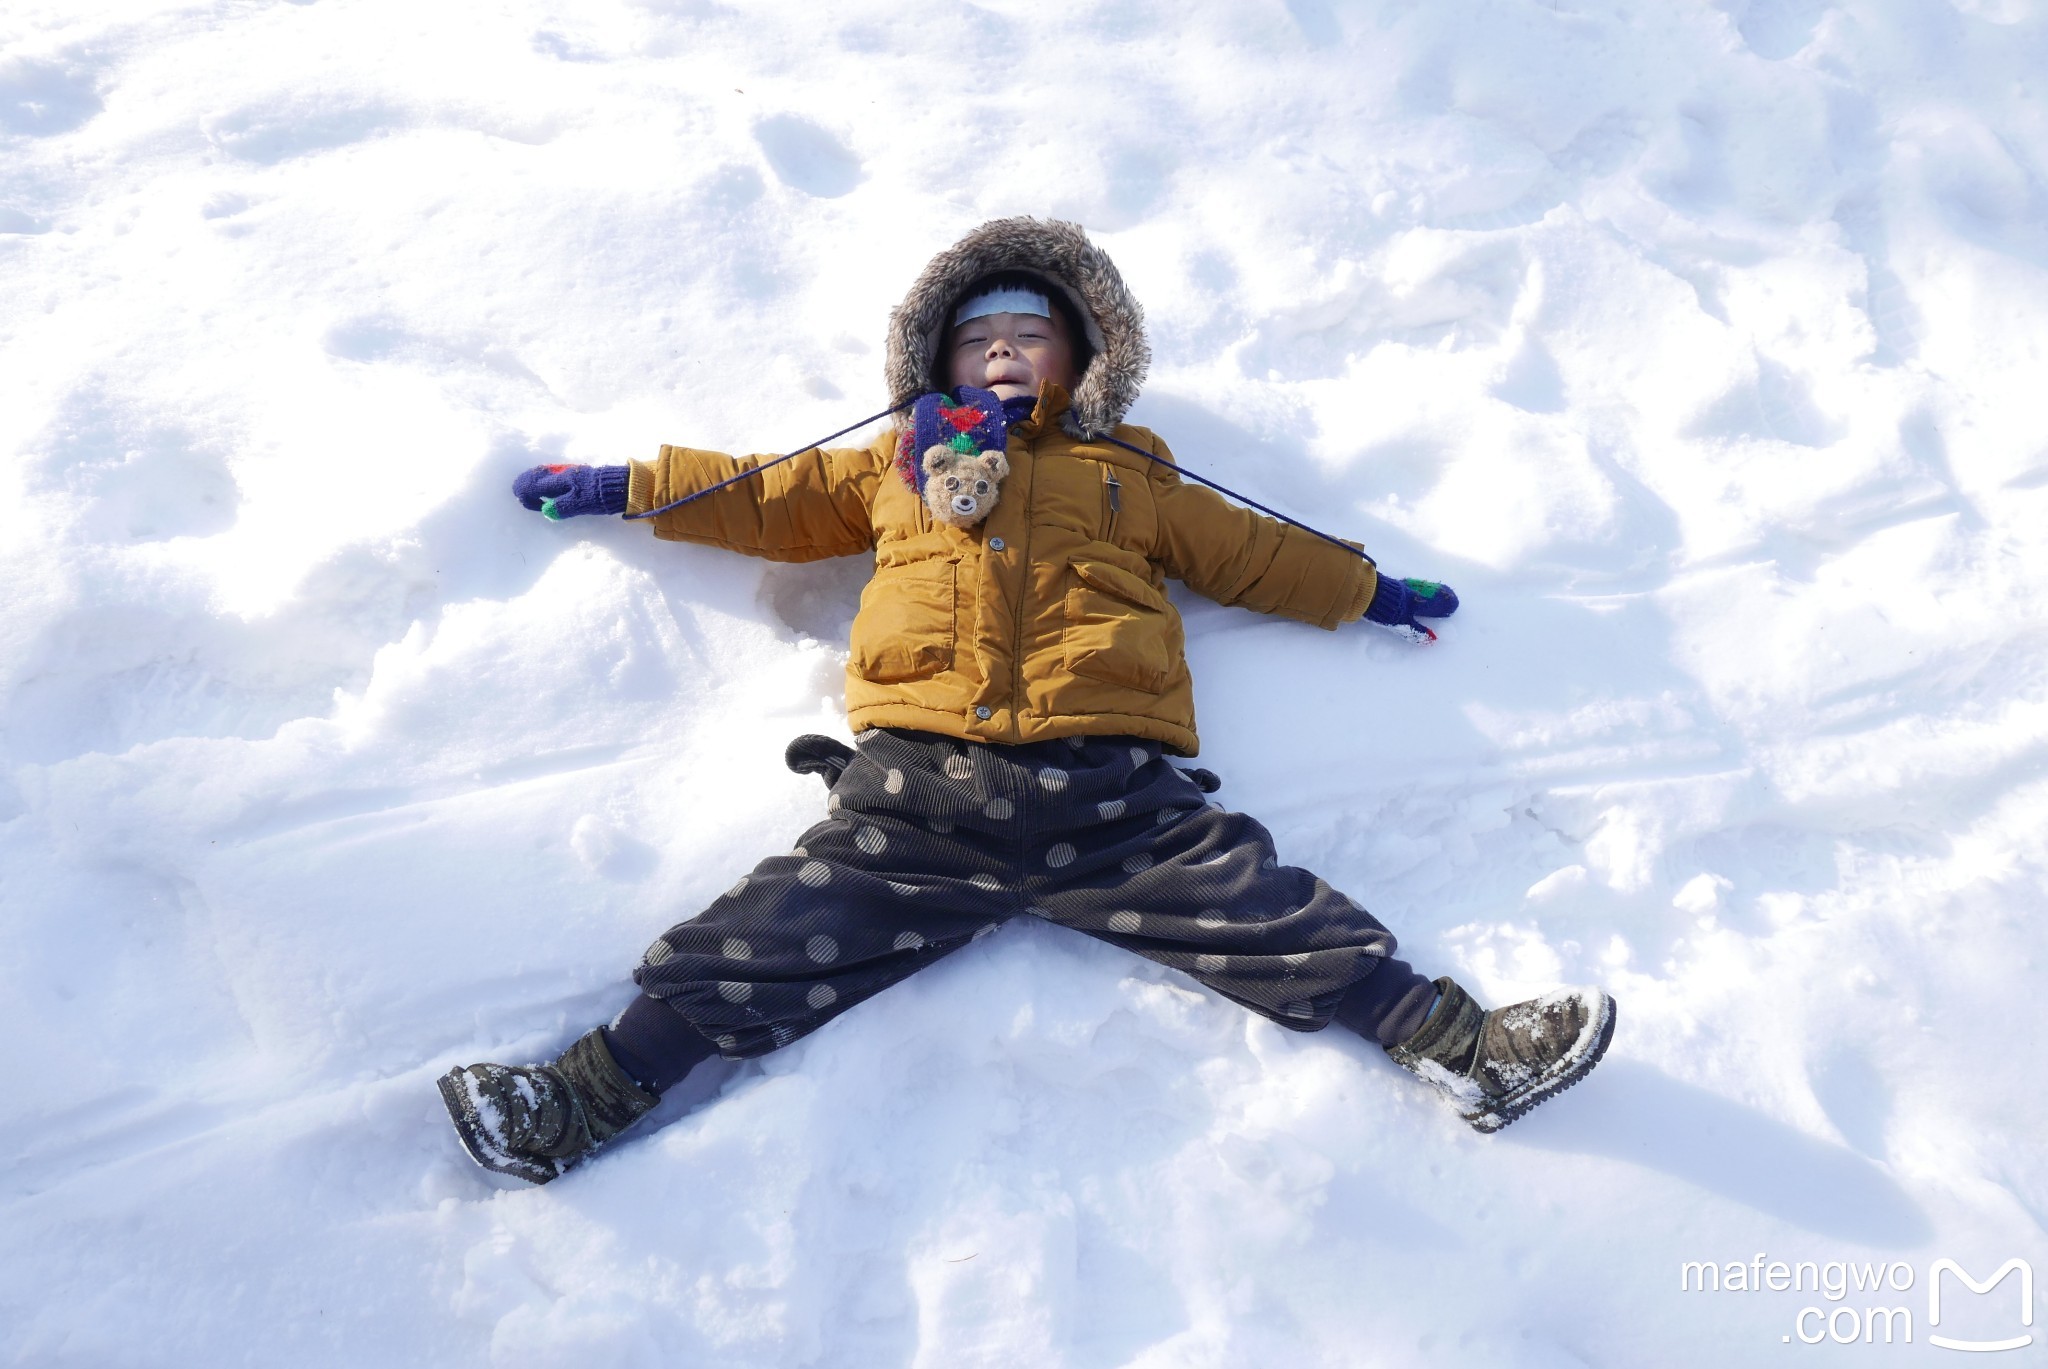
885,217,1150,438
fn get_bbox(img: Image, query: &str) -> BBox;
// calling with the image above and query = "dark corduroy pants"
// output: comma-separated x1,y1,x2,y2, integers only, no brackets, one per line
620,728,1433,1079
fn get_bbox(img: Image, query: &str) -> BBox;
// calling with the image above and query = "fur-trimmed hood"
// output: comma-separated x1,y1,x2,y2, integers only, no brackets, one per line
885,217,1150,439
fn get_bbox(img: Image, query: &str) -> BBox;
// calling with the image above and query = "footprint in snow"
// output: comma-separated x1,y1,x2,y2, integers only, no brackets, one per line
753,115,863,199
0,56,102,137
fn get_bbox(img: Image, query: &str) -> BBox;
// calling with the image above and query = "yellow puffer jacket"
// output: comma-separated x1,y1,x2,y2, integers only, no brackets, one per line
627,384,1375,756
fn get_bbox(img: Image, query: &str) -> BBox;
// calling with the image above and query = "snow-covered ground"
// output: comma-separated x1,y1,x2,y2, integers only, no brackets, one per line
6,0,2047,1363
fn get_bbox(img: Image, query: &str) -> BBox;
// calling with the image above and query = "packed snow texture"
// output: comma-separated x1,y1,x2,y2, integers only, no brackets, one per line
5,0,2047,1364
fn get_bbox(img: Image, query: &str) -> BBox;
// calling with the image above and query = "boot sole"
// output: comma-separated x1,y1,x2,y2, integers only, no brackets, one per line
437,1067,566,1186
1467,990,1617,1134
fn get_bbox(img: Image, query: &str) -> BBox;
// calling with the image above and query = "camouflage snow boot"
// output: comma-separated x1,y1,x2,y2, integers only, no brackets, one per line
1387,977,1615,1133
437,1029,659,1184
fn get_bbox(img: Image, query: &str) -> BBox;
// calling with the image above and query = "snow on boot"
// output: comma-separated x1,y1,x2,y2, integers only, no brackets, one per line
437,1029,659,1184
1387,977,1615,1134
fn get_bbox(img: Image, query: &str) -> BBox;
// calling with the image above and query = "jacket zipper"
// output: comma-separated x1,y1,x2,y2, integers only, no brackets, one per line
1010,437,1034,739
1104,467,1122,540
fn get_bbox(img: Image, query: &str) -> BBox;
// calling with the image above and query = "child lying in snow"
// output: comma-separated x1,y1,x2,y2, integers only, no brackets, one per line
439,217,1616,1184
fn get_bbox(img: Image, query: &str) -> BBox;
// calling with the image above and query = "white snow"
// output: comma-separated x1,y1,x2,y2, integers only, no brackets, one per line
5,0,2048,1363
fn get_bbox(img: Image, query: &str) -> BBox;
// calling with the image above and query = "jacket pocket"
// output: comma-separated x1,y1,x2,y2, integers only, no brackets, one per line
852,558,957,682
1063,559,1173,692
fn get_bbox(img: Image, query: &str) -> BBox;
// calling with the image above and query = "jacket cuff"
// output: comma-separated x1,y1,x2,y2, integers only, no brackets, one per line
625,460,657,516
1339,560,1377,626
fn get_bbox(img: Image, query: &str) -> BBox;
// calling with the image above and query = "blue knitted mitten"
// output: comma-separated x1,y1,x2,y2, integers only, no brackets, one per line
513,464,630,520
1365,576,1460,642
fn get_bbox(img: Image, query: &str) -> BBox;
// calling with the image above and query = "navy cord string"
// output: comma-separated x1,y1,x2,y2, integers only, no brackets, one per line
623,396,1375,574
623,399,913,522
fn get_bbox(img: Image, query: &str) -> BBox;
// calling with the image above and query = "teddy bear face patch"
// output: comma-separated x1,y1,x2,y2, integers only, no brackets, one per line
895,386,1011,530
921,446,1009,527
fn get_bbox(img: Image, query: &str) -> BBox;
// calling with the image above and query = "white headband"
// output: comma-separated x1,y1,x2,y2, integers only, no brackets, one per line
953,286,1052,327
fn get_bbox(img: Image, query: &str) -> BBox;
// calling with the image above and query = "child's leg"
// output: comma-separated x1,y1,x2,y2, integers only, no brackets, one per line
603,992,717,1094
1330,957,1440,1047
629,767,1027,1060
1017,742,1612,1130
442,729,1096,1182
1021,767,1417,1034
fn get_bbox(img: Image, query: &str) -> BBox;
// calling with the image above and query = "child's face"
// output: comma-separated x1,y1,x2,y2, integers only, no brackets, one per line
945,309,1077,401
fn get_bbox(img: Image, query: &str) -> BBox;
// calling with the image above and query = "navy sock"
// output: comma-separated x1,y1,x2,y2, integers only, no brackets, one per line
1331,958,1441,1048
603,993,717,1095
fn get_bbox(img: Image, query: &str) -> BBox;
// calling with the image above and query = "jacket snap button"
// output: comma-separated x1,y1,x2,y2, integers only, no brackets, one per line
975,706,992,720
988,537,1005,551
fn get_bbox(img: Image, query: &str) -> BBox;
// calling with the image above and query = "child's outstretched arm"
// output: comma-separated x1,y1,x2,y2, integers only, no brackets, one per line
1136,430,1458,638
511,439,886,564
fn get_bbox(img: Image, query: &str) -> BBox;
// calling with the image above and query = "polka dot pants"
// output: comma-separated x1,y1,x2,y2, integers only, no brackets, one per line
635,728,1403,1060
